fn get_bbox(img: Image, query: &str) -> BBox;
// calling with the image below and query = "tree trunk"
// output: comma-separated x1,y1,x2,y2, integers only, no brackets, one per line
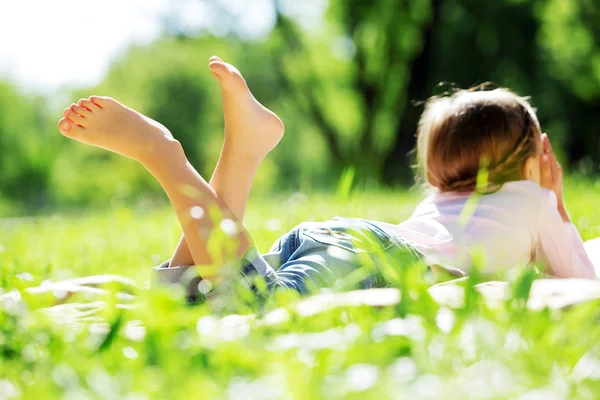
382,0,443,184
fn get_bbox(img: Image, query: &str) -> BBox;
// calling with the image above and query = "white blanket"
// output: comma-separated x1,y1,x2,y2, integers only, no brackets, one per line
584,238,600,278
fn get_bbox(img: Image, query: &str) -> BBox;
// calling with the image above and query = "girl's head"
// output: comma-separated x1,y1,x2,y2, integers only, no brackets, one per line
416,87,543,193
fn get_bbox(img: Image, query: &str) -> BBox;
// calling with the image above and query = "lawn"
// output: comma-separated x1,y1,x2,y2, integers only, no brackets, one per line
0,179,600,399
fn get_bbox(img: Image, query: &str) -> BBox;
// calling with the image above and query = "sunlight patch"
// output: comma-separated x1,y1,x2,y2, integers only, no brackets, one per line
220,219,238,237
190,206,205,220
346,364,379,392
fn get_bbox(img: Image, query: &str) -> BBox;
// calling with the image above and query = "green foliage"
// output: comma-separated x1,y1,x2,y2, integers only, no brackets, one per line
1,0,600,212
267,0,600,182
0,83,57,210
0,185,599,399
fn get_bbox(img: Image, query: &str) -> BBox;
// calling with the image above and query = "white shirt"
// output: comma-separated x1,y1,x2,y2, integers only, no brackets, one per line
381,181,597,279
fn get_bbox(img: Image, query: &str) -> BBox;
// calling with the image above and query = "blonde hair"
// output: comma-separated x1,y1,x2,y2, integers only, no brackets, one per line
416,87,542,193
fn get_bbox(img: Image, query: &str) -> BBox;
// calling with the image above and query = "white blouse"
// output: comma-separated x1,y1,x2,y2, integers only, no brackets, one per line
381,181,598,279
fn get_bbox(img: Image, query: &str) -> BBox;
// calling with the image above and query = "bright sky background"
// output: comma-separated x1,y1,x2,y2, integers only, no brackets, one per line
0,0,307,92
0,0,173,91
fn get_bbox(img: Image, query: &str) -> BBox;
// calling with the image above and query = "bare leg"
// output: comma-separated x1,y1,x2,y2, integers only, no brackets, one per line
56,96,253,281
170,56,285,267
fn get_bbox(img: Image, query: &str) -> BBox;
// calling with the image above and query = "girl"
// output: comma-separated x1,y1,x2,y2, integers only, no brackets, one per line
57,57,598,300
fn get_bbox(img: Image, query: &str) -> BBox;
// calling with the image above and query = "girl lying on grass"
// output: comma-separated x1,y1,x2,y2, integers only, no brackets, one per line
56,56,598,300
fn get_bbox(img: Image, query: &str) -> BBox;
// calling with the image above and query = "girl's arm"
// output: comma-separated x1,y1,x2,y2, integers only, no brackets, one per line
535,190,596,279
537,134,596,279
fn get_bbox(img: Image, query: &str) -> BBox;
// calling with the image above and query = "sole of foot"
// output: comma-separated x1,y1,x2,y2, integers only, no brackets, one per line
57,96,175,163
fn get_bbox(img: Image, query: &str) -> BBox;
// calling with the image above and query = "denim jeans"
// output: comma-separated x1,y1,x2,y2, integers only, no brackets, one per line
153,217,422,300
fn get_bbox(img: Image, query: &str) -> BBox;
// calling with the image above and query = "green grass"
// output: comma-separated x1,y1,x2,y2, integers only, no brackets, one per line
1,179,600,399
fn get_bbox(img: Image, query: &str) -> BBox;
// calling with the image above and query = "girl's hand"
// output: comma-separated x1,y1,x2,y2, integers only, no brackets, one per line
540,134,569,222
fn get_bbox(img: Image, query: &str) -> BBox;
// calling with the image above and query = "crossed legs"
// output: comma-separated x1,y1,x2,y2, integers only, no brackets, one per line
57,57,284,282
170,56,284,267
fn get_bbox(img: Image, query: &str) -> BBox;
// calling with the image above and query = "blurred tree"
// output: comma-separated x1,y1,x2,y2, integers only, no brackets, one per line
268,0,436,182
145,69,209,166
536,0,600,172
263,0,600,184
3,0,600,214
0,82,56,209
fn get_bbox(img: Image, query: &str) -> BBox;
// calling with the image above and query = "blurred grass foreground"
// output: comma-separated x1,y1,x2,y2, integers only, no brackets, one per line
1,181,600,399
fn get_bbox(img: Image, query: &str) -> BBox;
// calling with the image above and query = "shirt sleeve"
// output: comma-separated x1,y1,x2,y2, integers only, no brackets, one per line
535,190,597,279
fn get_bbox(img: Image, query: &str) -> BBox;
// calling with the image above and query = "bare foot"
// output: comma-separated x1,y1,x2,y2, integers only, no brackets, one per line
57,96,179,164
208,56,284,160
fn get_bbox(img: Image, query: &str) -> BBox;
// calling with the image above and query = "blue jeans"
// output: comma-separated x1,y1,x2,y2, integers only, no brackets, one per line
153,217,422,300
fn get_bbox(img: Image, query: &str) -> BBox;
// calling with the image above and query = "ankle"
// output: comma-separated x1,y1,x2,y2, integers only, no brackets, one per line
221,142,265,166
141,139,186,171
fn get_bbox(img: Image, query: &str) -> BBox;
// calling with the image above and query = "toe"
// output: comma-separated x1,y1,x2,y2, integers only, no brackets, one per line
209,60,228,75
78,98,99,111
58,118,71,134
209,61,247,91
58,117,82,139
89,95,113,108
225,62,243,76
63,108,85,125
70,104,91,117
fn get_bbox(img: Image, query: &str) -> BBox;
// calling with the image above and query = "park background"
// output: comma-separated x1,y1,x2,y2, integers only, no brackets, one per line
0,0,599,215
2,2,600,399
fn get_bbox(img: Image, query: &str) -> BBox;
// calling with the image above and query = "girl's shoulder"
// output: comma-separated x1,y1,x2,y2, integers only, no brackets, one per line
430,180,549,203
417,180,553,218
500,180,545,195
500,180,557,207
